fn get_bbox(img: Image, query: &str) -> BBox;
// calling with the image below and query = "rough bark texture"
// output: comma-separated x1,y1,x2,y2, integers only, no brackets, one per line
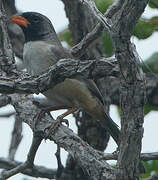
109,0,149,179
61,1,111,179
0,0,157,180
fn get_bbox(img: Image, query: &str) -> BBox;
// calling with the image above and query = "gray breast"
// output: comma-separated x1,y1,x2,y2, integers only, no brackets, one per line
23,41,54,76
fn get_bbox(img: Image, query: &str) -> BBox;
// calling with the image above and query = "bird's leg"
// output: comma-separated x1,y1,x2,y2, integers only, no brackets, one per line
45,108,77,139
1,134,42,179
33,106,70,131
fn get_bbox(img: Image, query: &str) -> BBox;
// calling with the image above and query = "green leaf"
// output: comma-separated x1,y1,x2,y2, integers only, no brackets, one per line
102,32,114,56
93,0,114,14
141,160,158,178
60,29,74,47
144,105,158,115
149,0,158,9
142,52,158,73
133,17,158,39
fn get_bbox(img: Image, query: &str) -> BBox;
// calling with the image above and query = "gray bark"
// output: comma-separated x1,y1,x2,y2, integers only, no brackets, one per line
0,0,157,180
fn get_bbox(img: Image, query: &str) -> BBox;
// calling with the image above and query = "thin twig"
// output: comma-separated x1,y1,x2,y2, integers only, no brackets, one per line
8,113,23,160
0,111,15,118
55,145,64,179
1,134,42,179
0,158,56,179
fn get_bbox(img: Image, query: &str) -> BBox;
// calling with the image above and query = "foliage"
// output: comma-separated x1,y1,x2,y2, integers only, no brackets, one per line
142,52,158,73
141,160,158,178
149,0,158,9
60,29,74,47
133,17,158,39
93,0,114,14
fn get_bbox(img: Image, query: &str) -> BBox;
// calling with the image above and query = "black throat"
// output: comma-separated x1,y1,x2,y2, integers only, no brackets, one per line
22,22,61,46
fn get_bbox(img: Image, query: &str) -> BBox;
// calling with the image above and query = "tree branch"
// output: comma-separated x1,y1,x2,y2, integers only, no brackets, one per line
141,152,158,161
109,0,149,178
0,0,15,75
70,0,118,58
8,112,23,160
0,58,158,107
0,111,15,118
8,95,116,180
0,157,56,179
1,135,42,179
97,152,158,162
79,0,111,31
0,58,118,94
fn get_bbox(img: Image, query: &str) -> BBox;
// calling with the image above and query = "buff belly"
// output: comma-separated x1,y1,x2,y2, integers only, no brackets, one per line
43,78,105,120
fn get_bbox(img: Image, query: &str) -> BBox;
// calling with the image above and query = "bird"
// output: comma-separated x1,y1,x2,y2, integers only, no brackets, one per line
11,12,120,145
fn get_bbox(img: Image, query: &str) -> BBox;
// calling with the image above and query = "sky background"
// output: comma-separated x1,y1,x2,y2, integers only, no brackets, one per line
0,1,158,180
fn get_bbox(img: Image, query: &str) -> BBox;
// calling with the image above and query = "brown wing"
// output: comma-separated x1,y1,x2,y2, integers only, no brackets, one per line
72,74,104,105
50,45,104,104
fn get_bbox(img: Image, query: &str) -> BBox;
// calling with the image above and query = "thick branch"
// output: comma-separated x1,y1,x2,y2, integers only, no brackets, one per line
110,0,149,179
9,95,116,180
0,1,15,75
141,152,158,161
0,58,158,107
0,58,118,94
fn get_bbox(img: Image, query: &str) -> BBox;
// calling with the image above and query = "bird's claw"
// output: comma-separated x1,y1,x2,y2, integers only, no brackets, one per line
44,117,69,139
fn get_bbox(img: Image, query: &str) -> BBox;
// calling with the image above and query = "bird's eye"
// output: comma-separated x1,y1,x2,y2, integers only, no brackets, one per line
33,18,39,23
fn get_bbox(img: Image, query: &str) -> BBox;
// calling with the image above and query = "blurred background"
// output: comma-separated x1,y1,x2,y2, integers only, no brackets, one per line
0,0,158,179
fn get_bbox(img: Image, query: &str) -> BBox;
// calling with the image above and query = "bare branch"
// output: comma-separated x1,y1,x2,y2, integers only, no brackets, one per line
0,59,158,107
70,0,116,58
79,0,111,31
8,112,23,160
0,111,15,118
141,152,158,161
0,157,56,179
0,58,118,94
109,0,149,178
98,152,158,162
0,1,15,75
71,23,105,58
9,95,116,180
1,135,42,179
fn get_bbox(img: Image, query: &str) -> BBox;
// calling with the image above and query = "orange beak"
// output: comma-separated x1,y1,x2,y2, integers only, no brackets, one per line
11,16,30,27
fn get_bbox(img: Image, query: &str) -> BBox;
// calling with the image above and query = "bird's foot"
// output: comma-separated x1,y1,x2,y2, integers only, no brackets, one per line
44,116,69,139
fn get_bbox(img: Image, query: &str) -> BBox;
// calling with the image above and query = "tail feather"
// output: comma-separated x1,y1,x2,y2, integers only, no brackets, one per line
100,113,120,145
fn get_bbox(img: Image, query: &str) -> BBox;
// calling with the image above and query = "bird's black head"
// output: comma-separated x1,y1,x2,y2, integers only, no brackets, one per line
11,12,57,42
